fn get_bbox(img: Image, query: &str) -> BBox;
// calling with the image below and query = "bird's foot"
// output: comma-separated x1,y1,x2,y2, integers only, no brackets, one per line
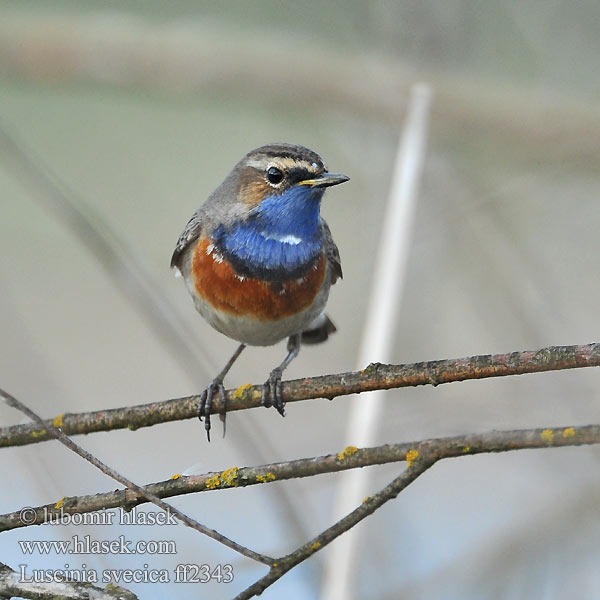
198,378,227,441
262,368,286,417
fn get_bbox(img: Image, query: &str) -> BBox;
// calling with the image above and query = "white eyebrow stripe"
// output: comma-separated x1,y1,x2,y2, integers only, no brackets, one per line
246,158,268,169
246,157,321,173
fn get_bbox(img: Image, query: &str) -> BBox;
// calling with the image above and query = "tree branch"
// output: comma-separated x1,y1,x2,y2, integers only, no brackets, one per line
2,342,599,448
4,378,599,599
2,423,598,533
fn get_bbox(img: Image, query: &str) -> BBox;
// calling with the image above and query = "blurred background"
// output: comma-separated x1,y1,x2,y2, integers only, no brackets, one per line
1,1,599,598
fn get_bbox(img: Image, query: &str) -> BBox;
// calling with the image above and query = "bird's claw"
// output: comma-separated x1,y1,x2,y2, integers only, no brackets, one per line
198,379,227,441
262,369,286,417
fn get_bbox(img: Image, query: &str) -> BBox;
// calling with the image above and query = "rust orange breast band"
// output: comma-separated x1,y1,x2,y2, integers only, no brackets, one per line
192,237,327,321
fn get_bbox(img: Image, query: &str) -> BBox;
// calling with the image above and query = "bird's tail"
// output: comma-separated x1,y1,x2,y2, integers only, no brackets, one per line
301,313,336,344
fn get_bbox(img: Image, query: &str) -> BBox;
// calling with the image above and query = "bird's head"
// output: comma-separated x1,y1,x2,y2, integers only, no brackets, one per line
209,144,348,276
233,143,349,210
212,144,349,237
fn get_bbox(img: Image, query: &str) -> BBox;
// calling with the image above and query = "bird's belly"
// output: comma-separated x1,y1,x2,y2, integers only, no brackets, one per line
187,237,329,345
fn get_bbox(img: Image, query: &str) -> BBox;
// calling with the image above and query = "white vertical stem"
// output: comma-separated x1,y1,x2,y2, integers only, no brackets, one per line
321,83,433,600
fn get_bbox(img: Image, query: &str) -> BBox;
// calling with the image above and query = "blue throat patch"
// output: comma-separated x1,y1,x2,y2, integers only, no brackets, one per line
216,185,324,281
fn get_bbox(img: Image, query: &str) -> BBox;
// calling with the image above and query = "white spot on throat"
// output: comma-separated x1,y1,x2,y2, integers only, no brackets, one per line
260,231,303,245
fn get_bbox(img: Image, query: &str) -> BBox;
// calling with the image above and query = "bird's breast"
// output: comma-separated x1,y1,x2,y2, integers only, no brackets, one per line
191,237,327,321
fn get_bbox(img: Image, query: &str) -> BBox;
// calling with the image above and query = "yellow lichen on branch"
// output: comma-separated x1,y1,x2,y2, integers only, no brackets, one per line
337,446,358,460
256,472,276,483
540,429,555,443
233,383,255,401
205,474,221,489
406,449,419,467
221,467,240,487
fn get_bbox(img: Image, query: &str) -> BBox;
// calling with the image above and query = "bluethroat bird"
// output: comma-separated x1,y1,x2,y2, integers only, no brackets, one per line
171,143,349,439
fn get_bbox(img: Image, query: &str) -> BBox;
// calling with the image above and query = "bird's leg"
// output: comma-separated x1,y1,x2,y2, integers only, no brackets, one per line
262,334,301,417
199,343,246,441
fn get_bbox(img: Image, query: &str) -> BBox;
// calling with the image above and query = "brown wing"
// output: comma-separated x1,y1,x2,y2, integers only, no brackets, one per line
321,220,342,284
170,209,205,271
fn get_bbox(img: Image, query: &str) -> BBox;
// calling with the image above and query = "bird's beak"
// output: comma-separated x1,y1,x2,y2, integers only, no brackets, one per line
298,172,350,188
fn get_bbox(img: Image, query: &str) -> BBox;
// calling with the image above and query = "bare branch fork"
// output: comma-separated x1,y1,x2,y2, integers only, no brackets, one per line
0,389,272,566
2,342,599,448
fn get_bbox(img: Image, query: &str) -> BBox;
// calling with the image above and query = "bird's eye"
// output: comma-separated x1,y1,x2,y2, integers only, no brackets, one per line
266,166,284,185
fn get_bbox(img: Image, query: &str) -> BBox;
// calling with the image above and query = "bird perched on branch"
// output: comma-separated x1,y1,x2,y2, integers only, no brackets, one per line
171,143,349,439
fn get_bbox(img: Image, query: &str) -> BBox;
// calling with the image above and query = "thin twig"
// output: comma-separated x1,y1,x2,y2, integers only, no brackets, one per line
0,388,273,566
3,423,599,533
2,342,599,448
